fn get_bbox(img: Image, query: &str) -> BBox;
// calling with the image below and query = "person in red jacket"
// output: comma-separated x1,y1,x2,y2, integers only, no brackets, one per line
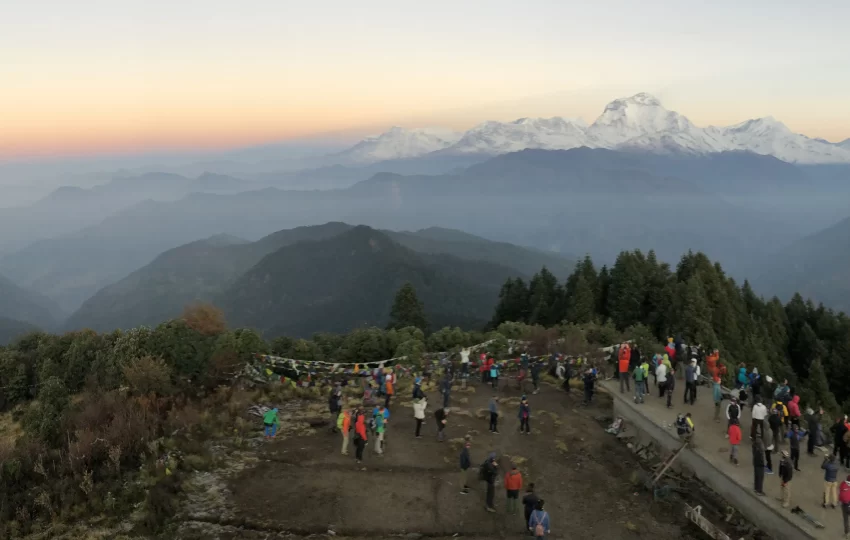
618,343,632,394
728,418,742,466
504,463,524,515
787,395,802,427
354,410,368,463
840,475,850,535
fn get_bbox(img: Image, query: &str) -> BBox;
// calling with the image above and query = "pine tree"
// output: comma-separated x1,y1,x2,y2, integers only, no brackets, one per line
805,357,839,415
528,267,559,326
567,273,596,324
490,278,530,326
387,282,428,332
607,252,646,330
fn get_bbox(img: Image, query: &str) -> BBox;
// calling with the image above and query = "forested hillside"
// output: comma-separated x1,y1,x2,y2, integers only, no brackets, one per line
490,251,849,411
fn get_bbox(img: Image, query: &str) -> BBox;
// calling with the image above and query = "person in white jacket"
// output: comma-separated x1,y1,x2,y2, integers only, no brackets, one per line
413,397,427,438
655,362,668,398
751,396,769,440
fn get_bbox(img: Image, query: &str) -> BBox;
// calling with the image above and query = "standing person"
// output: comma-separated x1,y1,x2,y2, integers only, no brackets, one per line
460,348,471,389
412,377,425,400
728,419,741,465
504,463,523,515
778,451,793,509
338,408,352,455
329,385,342,432
435,407,448,442
530,360,541,395
519,396,531,435
822,454,839,508
481,452,499,513
633,361,647,404
832,417,849,463
726,398,741,436
807,407,823,456
751,397,768,439
749,368,762,405
769,407,783,450
528,499,551,539
413,397,427,438
374,405,387,455
840,475,850,537
786,425,806,471
712,376,723,422
655,360,668,398
684,359,698,405
582,368,596,405
384,370,395,409
665,371,676,409
490,359,500,390
459,436,472,494
753,438,766,495
263,408,279,440
441,374,452,409
618,343,631,393
480,353,489,384
354,410,368,463
522,484,540,532
489,396,500,434
788,395,802,427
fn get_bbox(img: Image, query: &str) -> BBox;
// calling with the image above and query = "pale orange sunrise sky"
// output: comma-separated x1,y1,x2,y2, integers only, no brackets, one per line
2,0,849,159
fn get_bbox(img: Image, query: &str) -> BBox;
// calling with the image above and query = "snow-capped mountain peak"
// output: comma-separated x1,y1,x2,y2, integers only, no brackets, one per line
331,93,850,164
335,127,461,163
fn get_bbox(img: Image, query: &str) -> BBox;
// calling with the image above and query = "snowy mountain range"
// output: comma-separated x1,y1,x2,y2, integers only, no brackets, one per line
337,93,850,165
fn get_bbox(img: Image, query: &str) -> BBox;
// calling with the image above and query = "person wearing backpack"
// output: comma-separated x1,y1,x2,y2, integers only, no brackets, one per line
769,407,783,450
528,499,550,538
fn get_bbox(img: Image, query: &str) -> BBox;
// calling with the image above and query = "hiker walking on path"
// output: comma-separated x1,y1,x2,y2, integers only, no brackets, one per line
822,454,839,508
665,371,676,409
684,358,698,405
753,438,766,496
751,397,768,439
354,409,368,463
338,408,352,455
528,499,551,539
522,484,540,532
504,463,523,515
786,425,806,471
435,407,448,442
481,452,499,512
728,419,741,465
519,396,531,435
633,361,647,404
459,436,472,494
263,407,279,439
374,405,387,455
413,397,427,438
618,343,631,393
655,359,668,398
778,450,793,509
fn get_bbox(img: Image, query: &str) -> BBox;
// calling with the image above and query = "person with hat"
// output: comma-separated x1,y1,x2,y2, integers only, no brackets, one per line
412,376,425,400
778,450,793,509
518,395,531,435
528,498,550,538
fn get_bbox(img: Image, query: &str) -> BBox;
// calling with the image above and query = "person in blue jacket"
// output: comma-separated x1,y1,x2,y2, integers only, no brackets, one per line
736,366,749,390
528,499,551,538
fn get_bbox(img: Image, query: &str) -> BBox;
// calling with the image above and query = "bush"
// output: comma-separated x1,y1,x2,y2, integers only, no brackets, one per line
123,356,172,396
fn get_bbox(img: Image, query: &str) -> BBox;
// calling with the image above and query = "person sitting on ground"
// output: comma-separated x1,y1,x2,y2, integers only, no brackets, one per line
528,499,551,538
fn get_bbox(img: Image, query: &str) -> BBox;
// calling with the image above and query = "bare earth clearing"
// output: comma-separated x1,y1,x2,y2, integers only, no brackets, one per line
173,376,730,540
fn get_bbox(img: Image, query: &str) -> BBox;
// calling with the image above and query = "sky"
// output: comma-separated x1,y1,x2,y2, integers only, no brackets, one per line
2,0,849,159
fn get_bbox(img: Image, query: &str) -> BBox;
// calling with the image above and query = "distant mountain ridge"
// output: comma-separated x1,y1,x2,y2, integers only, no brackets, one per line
0,272,64,330
65,223,572,333
335,93,850,164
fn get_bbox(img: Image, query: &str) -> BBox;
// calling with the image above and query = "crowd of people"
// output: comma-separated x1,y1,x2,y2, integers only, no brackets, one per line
614,340,850,536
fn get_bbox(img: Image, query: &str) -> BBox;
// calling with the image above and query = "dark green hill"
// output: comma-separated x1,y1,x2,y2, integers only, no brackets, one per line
64,223,351,332
217,226,512,336
0,273,64,330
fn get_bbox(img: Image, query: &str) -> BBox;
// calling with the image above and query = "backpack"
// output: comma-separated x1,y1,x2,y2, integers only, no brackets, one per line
532,511,547,537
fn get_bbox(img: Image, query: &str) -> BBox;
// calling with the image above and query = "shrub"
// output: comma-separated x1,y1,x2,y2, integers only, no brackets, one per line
123,356,172,396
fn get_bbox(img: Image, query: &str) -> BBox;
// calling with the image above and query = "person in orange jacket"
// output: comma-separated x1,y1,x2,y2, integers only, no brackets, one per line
338,409,352,455
504,463,524,515
618,343,632,394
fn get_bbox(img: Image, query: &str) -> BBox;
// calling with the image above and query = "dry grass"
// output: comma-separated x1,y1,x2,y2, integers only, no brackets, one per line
0,411,22,445
555,439,568,454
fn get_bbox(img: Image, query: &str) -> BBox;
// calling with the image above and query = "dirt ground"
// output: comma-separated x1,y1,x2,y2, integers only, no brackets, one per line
173,375,720,540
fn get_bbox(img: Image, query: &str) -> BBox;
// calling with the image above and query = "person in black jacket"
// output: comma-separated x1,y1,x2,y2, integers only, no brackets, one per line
778,450,793,509
807,407,823,456
753,438,766,495
481,452,499,512
522,483,540,532
435,408,448,442
459,437,472,494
